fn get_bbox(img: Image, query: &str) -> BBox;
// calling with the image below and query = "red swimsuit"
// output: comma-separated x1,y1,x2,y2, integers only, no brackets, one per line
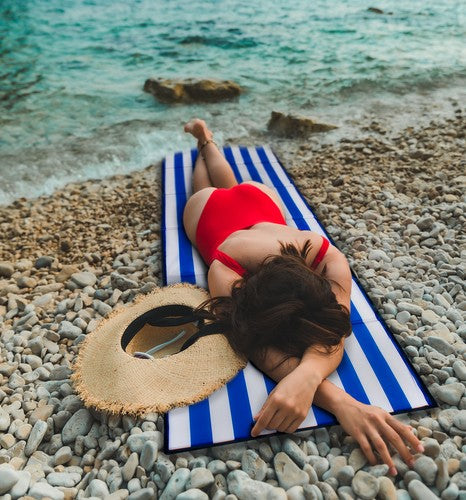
195,183,330,276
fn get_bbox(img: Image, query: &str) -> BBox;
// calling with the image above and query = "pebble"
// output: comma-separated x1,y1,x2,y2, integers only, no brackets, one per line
378,476,397,500
177,488,209,500
407,479,440,500
414,456,438,485
9,470,31,498
159,467,190,500
435,383,465,406
61,408,93,444
128,488,155,500
348,448,367,472
58,320,82,340
0,407,10,431
0,261,14,278
0,468,19,495
87,478,110,498
71,271,97,287
24,420,47,456
186,468,214,489
122,452,139,482
126,431,163,453
227,470,286,500
351,470,380,500
241,449,267,481
427,336,456,356
35,256,54,268
452,361,466,381
111,272,138,290
29,481,65,500
453,410,466,431
47,471,81,487
140,440,158,470
273,452,309,490
441,483,459,500
282,438,307,468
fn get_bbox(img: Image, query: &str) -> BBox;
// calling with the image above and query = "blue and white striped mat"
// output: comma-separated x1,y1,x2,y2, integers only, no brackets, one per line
161,145,435,452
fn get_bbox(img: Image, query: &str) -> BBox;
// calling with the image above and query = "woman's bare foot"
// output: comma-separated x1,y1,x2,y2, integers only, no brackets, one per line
184,119,213,144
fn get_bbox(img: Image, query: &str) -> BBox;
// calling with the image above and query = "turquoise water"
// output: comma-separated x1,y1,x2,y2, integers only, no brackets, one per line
1,0,465,205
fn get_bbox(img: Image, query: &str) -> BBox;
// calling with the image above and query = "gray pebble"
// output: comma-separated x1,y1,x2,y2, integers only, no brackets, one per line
0,468,19,495
227,470,286,499
241,449,267,481
111,272,138,291
207,459,228,475
286,485,306,500
154,453,175,482
9,470,31,498
453,410,466,431
303,484,323,500
441,483,459,500
25,420,47,456
127,487,155,500
408,479,440,500
452,361,466,381
282,438,307,468
61,408,94,444
29,482,65,500
159,467,190,500
0,407,10,431
414,456,438,485
351,470,379,500
273,452,308,490
186,468,214,489
348,448,367,472
140,440,158,470
71,271,97,287
177,489,209,500
47,471,81,487
211,443,247,462
435,383,465,406
58,320,82,340
427,337,456,356
87,478,110,498
107,466,123,493
126,430,163,453
122,452,139,482
336,465,354,486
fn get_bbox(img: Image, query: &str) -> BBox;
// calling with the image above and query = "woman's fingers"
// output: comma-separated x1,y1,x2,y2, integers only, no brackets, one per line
381,420,416,467
367,428,397,475
354,432,378,466
388,416,424,453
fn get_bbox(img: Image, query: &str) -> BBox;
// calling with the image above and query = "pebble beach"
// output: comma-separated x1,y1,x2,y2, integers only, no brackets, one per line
0,105,465,500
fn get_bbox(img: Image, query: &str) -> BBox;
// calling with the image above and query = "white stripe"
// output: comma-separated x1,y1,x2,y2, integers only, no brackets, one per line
351,282,379,323
344,331,393,411
242,363,275,436
167,406,191,450
364,320,429,407
208,386,235,443
298,406,318,429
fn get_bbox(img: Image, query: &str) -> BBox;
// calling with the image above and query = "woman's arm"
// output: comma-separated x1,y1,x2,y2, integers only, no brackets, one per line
251,349,423,475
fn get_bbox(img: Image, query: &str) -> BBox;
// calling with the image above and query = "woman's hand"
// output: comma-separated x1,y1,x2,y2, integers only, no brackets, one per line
333,399,424,476
251,365,321,437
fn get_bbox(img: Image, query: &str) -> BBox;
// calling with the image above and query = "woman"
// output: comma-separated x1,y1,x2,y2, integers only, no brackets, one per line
183,119,423,476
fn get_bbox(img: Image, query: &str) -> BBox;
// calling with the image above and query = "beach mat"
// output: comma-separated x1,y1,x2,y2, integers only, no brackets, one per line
161,145,436,453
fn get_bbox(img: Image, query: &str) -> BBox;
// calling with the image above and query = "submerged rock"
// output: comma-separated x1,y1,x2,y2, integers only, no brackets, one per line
144,77,242,103
267,111,337,137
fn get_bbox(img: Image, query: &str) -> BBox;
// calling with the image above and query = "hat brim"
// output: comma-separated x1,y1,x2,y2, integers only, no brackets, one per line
72,283,247,415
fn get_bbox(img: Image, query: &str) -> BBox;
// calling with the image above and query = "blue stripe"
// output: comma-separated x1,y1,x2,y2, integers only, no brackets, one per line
263,373,276,394
174,152,196,283
336,351,370,404
237,146,262,181
223,147,244,182
226,371,253,439
252,146,309,223
312,405,335,426
351,308,410,411
191,148,197,171
189,398,213,447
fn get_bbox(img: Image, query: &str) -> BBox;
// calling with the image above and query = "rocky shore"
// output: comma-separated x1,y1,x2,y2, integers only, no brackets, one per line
0,109,465,499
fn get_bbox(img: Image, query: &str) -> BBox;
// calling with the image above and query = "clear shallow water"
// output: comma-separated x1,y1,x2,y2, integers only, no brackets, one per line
0,0,465,205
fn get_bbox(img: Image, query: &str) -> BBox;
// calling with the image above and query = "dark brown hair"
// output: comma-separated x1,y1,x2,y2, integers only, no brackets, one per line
197,240,351,364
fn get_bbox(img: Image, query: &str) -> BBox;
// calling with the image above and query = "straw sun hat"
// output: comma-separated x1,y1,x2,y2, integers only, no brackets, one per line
72,283,247,415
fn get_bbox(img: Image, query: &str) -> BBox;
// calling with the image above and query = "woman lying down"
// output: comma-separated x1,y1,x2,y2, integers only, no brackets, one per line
182,118,424,476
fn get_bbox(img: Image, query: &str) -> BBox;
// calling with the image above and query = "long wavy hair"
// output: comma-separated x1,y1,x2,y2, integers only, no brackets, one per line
196,240,351,365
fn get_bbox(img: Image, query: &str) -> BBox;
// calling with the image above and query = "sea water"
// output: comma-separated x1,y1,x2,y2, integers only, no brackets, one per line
0,0,465,205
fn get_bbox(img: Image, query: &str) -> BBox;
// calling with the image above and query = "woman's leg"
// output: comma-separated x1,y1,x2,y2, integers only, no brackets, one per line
185,119,238,190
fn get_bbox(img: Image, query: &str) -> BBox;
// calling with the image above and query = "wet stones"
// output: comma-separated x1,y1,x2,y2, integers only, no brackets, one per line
267,111,337,137
144,77,242,103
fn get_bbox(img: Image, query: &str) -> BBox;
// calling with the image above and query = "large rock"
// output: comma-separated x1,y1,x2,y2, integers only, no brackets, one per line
267,111,337,137
144,77,242,103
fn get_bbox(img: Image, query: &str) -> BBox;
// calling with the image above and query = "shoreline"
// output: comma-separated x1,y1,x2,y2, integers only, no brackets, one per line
0,109,465,498
1,79,464,209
